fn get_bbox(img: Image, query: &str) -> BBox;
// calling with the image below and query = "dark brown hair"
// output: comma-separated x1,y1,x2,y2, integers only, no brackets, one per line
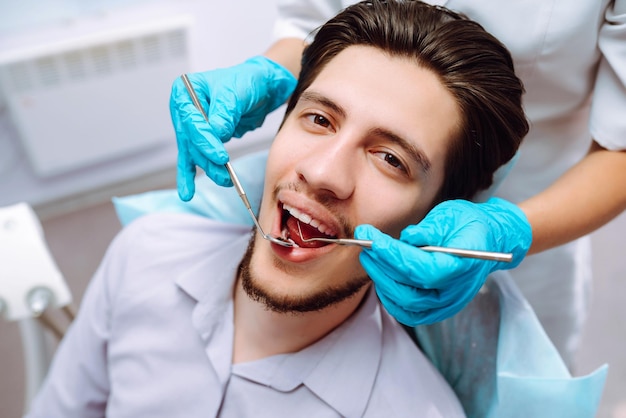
284,0,529,202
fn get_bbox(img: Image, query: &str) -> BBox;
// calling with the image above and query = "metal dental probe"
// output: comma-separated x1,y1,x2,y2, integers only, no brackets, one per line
180,74,295,248
296,221,513,262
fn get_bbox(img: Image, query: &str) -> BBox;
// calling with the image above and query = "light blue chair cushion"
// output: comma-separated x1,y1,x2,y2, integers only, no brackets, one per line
113,150,266,227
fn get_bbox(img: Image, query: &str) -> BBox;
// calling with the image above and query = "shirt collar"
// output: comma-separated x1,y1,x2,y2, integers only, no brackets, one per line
175,228,252,387
175,229,251,338
233,288,383,418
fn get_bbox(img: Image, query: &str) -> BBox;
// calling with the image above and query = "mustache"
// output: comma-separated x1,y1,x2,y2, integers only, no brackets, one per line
272,182,355,238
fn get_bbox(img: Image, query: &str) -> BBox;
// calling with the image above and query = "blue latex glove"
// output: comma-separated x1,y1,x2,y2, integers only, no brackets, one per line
169,56,297,201
354,197,532,326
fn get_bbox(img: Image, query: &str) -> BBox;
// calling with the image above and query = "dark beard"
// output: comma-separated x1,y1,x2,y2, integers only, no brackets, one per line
238,233,370,314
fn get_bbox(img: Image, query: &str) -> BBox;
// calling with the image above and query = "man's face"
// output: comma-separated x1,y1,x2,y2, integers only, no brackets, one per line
241,45,461,312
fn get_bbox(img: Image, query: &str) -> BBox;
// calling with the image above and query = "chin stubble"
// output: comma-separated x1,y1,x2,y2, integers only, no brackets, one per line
237,233,369,314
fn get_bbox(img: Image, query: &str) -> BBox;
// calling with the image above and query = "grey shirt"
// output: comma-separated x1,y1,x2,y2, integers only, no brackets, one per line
26,213,464,418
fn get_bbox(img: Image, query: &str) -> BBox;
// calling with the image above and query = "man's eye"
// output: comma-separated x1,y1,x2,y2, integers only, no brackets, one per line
384,153,404,169
307,114,331,128
375,151,407,173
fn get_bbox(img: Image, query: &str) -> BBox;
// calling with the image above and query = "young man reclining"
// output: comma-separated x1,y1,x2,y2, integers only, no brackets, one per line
26,1,528,416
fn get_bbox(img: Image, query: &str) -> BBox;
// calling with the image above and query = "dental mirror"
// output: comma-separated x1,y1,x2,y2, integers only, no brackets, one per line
296,222,513,262
180,74,296,248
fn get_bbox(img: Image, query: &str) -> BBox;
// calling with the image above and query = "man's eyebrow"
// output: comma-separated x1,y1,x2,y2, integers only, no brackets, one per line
370,127,432,174
299,91,347,119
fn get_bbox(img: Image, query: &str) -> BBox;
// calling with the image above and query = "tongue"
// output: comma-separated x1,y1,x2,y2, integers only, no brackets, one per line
286,217,331,248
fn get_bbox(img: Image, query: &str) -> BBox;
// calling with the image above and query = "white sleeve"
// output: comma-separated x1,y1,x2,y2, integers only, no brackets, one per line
273,0,348,40
589,0,626,150
24,230,133,418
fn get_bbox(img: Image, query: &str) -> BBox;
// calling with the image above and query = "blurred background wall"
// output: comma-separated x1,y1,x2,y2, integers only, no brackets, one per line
0,0,282,216
0,1,624,418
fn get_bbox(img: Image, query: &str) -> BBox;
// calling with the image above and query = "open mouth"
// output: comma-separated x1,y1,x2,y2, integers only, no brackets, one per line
281,203,338,248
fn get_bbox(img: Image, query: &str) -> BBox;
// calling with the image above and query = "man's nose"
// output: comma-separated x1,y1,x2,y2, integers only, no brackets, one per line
295,137,357,200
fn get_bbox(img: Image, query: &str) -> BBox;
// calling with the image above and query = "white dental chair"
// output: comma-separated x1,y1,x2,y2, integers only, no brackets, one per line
0,202,74,414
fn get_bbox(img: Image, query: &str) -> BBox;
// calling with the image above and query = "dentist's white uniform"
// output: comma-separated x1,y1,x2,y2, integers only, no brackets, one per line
275,0,626,365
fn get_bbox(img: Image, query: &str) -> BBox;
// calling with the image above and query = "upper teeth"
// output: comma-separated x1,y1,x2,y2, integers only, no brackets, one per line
283,203,332,235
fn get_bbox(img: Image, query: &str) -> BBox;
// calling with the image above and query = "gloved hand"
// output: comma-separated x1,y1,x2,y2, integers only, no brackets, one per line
169,56,297,201
354,197,532,326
